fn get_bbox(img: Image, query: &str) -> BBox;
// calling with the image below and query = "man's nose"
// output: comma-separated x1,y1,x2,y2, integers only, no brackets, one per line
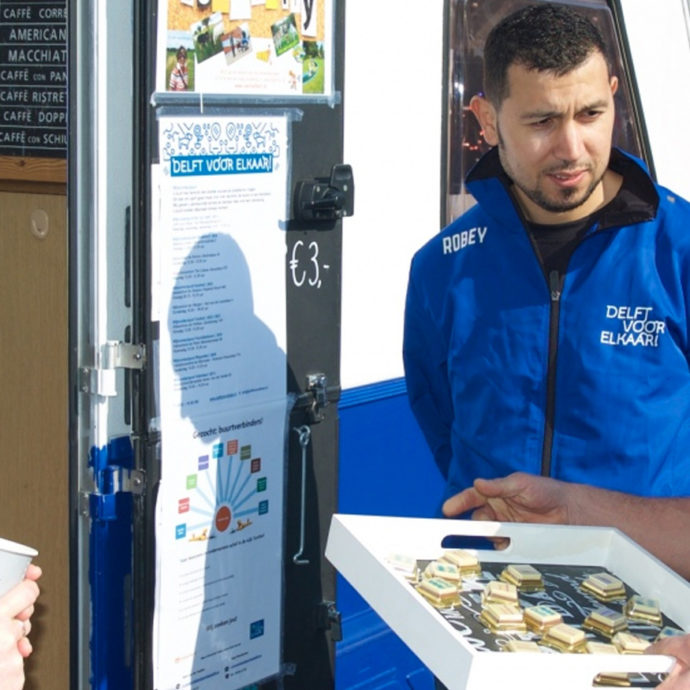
553,120,585,162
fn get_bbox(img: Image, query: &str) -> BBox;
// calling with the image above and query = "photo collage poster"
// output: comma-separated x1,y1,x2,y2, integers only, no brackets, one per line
158,0,333,97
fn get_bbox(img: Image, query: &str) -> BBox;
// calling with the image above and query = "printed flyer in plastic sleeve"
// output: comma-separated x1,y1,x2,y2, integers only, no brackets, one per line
153,113,289,689
157,0,333,97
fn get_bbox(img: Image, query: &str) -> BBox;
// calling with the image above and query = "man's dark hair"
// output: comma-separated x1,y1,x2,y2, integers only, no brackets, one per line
484,3,609,106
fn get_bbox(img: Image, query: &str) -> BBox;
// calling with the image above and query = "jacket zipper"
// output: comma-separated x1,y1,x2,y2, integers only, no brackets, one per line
541,269,563,476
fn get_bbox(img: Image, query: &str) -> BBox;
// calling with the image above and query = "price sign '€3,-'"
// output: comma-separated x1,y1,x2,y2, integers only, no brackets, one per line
290,239,329,289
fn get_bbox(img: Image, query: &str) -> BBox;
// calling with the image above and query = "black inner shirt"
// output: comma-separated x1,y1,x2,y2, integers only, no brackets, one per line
527,215,595,279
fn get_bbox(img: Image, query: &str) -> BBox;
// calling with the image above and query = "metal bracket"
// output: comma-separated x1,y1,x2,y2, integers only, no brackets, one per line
78,367,114,396
306,372,329,417
79,341,146,396
78,491,91,518
293,372,339,424
116,467,146,496
281,662,297,677
102,341,146,370
96,465,146,496
86,467,147,521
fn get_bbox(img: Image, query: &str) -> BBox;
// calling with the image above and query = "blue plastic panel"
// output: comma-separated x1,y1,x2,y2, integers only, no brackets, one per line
89,437,135,689
336,379,443,689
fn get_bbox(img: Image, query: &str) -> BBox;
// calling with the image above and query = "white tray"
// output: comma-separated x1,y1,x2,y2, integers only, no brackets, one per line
326,514,689,690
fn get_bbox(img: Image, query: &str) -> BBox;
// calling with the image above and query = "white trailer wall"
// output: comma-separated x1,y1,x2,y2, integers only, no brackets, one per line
342,2,445,389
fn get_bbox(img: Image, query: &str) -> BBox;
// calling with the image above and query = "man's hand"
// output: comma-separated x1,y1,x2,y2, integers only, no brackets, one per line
442,472,576,524
14,565,41,659
647,636,690,689
442,473,690,579
0,565,41,689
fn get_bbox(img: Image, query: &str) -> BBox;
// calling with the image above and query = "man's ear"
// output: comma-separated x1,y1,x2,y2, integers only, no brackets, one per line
610,74,619,97
469,95,499,147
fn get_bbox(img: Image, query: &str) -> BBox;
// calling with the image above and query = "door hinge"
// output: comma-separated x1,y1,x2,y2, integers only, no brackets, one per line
79,341,146,396
81,436,145,520
317,600,342,641
97,466,146,496
102,340,146,370
81,468,147,520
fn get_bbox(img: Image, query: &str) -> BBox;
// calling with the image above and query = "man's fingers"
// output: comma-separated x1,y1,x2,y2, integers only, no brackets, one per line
15,619,33,659
487,536,511,551
648,636,690,666
471,505,497,522
24,565,42,583
17,635,33,659
8,618,30,642
473,473,525,499
443,474,526,517
15,605,34,623
442,487,486,517
0,580,40,619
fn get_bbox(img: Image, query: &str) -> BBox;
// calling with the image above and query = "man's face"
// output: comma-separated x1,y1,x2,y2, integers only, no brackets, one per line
479,52,618,223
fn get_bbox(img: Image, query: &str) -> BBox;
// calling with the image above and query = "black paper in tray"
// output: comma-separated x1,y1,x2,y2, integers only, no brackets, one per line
413,561,682,688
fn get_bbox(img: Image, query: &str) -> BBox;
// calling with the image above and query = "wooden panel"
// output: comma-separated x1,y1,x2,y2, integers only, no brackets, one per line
0,157,67,185
0,191,69,690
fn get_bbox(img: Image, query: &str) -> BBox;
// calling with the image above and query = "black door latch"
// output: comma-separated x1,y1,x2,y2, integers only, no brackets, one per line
293,164,354,224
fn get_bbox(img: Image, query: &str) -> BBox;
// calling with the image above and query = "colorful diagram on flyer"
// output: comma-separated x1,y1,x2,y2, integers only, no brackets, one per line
176,437,268,542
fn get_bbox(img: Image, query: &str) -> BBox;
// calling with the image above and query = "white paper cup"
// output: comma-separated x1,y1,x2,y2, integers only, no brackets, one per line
0,537,38,598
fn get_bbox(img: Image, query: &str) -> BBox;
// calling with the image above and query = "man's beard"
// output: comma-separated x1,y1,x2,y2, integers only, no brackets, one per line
512,166,602,214
496,132,603,214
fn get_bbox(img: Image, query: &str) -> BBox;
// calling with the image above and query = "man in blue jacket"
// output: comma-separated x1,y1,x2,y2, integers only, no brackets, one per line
404,2,690,572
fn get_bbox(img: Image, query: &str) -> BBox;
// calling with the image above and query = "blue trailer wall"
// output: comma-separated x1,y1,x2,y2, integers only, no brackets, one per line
336,378,444,689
